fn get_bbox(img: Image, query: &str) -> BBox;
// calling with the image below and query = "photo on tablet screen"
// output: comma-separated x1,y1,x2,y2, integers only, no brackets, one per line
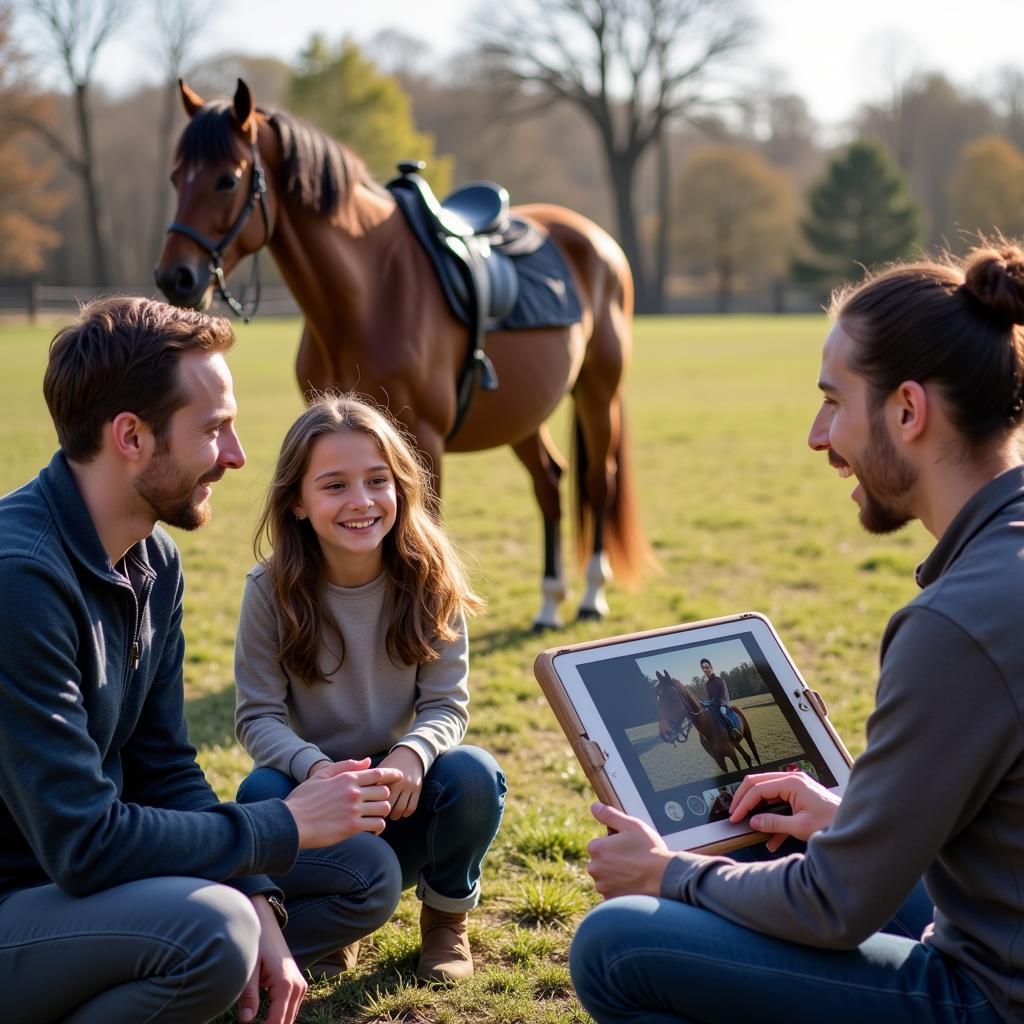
574,629,837,836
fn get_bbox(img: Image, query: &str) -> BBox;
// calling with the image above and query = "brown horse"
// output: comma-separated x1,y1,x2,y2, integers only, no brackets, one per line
154,79,651,629
654,669,760,774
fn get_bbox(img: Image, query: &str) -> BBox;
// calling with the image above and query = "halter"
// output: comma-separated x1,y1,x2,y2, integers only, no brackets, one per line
166,135,269,322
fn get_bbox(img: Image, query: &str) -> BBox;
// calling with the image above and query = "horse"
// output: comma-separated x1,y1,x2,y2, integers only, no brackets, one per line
654,669,761,774
154,79,652,630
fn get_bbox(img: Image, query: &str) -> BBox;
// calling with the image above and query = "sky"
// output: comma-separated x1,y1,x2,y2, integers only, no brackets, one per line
27,0,1024,131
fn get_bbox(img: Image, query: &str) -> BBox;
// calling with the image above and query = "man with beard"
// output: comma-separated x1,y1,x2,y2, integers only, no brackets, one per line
569,243,1024,1024
0,297,401,1024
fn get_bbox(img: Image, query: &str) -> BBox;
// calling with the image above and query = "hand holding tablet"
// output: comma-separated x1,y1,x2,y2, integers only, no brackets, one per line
534,612,852,853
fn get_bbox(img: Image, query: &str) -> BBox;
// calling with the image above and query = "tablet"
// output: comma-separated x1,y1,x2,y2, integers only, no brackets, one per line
534,612,852,854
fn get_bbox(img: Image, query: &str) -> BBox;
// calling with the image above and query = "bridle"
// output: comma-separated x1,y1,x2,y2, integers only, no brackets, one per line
658,681,695,744
166,134,270,322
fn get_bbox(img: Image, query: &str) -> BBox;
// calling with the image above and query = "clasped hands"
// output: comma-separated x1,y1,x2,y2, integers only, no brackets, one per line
284,746,424,850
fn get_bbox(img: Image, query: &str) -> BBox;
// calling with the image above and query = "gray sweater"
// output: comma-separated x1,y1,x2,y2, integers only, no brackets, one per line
662,466,1024,1023
234,566,469,782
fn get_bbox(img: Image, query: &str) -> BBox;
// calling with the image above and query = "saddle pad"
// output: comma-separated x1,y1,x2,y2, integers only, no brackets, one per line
500,234,583,331
390,185,582,332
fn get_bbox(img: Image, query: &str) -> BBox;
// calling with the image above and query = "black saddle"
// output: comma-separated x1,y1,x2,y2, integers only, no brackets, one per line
388,161,542,439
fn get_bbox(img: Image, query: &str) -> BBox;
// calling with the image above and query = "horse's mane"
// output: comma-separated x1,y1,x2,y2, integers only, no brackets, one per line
175,100,388,220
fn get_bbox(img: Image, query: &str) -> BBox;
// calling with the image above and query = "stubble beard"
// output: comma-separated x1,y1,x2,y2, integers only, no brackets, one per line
856,410,917,535
134,449,220,531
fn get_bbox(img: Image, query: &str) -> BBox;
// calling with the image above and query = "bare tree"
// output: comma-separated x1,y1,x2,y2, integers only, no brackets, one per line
148,0,207,265
15,0,130,284
0,1,65,275
475,0,752,312
989,66,1024,150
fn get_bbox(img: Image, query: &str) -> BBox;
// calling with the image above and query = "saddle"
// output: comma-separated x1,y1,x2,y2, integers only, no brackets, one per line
387,161,545,440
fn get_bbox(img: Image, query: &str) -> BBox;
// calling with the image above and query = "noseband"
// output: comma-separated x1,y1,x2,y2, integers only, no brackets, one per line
166,137,269,322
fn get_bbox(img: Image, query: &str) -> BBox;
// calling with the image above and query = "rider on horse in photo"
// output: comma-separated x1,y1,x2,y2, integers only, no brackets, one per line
700,658,743,743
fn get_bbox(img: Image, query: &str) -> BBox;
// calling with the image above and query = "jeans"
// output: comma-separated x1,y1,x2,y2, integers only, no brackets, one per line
0,877,259,1024
569,878,1000,1024
237,745,506,933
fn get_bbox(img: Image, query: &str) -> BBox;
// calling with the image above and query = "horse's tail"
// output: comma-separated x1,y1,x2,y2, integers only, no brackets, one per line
572,401,656,586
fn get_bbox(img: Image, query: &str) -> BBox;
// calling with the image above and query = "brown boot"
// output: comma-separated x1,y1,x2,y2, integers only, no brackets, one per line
416,905,473,981
311,940,360,979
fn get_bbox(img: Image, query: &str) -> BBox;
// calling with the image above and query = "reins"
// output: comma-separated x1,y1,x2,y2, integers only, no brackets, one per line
166,135,269,322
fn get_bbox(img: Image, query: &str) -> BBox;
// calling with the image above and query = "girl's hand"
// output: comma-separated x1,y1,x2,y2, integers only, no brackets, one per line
728,770,841,852
378,746,424,819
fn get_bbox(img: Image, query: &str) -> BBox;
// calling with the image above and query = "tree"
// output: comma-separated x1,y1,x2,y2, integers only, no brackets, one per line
286,35,452,194
0,2,64,275
14,0,130,284
988,66,1024,151
948,135,1024,242
855,73,994,246
475,0,752,313
672,145,796,311
147,0,207,266
793,139,921,293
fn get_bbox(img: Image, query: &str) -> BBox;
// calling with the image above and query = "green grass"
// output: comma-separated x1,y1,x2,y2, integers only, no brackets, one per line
0,314,932,1022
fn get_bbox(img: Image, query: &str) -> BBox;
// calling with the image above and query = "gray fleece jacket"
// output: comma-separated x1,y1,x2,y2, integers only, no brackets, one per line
0,453,299,901
662,466,1024,1023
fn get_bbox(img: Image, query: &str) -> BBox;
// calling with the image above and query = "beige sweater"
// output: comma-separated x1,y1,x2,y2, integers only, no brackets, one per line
234,566,469,783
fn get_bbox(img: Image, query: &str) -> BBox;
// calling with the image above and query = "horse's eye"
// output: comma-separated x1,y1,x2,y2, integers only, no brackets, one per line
215,174,239,193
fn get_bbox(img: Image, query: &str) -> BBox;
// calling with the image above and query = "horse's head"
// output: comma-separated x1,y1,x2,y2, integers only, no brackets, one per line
155,79,278,312
655,669,686,742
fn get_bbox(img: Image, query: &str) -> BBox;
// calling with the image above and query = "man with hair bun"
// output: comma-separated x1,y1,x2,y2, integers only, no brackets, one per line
0,297,401,1024
570,243,1024,1023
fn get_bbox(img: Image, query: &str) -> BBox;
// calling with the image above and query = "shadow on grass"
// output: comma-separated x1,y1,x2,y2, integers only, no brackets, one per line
183,686,237,750
472,623,551,656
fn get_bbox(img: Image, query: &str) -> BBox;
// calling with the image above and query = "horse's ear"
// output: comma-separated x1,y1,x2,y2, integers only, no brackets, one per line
232,79,255,136
179,79,205,118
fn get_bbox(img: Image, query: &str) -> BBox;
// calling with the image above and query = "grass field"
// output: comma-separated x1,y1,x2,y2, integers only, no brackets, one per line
0,314,933,1023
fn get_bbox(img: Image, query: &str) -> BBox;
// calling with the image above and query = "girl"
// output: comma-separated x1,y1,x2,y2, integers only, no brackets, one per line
234,393,505,981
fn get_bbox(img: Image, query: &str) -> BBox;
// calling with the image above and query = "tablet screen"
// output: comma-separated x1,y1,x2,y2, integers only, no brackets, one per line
571,627,839,837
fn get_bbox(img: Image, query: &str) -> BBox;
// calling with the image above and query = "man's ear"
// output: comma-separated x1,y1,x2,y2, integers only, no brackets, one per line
892,381,928,442
109,412,153,463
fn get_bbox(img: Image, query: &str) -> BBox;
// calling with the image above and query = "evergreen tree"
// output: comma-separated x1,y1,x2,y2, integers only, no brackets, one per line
287,35,452,194
793,139,920,292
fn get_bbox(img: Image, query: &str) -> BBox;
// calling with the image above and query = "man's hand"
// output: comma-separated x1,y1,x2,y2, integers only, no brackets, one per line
377,746,424,819
285,757,403,849
729,770,841,852
586,802,675,899
239,896,306,1024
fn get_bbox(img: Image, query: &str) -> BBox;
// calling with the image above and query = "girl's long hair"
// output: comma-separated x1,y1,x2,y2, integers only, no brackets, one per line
254,393,484,685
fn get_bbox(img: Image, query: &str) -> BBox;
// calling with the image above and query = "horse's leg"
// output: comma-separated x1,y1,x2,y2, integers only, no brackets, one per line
572,383,618,620
737,713,761,765
745,730,761,766
512,427,569,631
572,277,651,620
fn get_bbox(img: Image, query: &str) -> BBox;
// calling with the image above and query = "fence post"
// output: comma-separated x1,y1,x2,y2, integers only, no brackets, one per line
27,280,39,324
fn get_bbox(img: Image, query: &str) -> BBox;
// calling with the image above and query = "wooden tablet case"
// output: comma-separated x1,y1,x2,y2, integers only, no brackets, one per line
533,614,853,855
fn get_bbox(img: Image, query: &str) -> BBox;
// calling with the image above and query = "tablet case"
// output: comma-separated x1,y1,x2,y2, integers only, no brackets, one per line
533,612,853,854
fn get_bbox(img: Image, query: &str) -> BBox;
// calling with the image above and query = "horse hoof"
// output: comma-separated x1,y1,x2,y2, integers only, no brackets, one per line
576,607,604,622
531,620,561,635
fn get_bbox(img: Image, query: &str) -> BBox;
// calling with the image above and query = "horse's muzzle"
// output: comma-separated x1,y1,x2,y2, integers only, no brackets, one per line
154,261,211,310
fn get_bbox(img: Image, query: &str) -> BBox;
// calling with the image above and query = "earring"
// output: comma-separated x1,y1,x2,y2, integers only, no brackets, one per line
294,512,304,521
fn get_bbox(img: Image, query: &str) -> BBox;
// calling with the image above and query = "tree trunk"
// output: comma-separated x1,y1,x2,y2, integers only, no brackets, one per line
606,148,652,313
74,81,112,286
149,80,179,270
651,132,670,314
716,257,733,313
